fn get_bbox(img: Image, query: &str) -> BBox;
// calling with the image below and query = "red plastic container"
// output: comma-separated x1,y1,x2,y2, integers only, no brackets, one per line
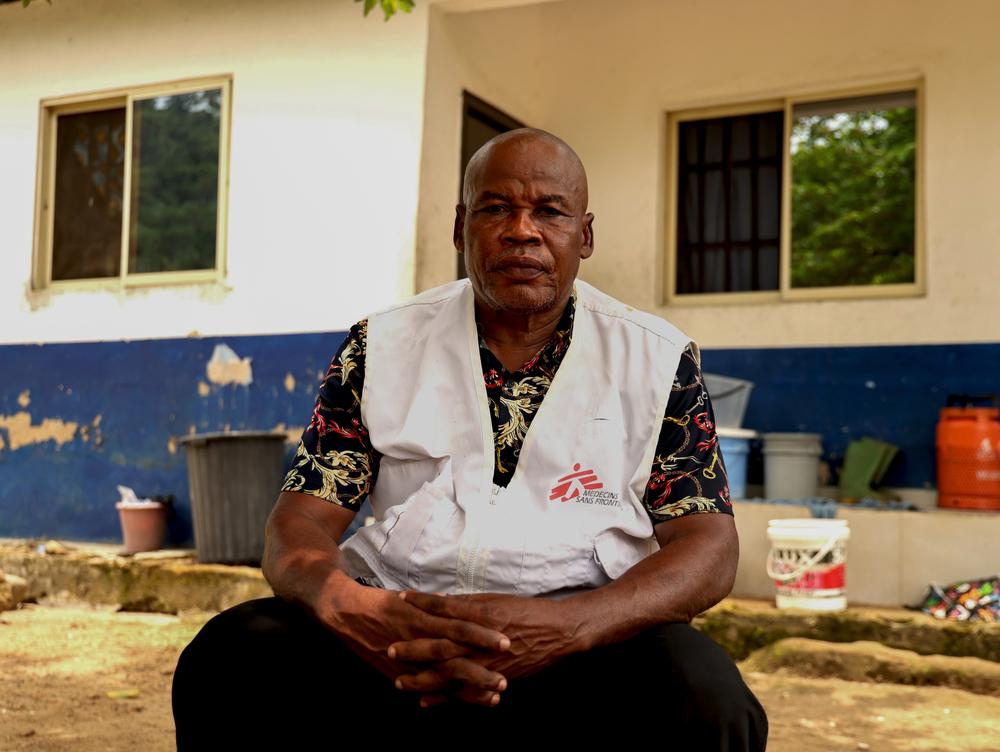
117,502,168,553
936,406,1000,511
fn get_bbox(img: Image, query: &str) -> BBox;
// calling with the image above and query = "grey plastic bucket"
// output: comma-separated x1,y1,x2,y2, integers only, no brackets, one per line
179,431,288,564
763,432,822,499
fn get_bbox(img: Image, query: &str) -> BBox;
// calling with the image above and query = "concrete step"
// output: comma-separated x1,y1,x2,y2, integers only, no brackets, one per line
2,539,998,668
0,539,271,613
741,637,1000,697
696,598,1000,663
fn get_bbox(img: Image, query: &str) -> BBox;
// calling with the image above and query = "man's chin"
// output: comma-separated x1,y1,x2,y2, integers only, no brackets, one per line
482,283,559,315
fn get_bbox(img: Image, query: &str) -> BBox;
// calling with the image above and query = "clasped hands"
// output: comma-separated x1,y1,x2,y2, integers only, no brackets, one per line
385,590,583,709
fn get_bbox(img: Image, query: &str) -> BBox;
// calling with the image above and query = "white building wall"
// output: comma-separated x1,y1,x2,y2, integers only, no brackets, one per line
417,0,1000,349
0,0,430,345
415,5,550,288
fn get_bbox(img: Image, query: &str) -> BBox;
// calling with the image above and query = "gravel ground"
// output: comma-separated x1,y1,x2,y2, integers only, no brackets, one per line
1,603,998,751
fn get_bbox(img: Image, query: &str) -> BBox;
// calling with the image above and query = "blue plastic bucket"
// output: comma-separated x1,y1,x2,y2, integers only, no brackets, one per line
718,428,757,500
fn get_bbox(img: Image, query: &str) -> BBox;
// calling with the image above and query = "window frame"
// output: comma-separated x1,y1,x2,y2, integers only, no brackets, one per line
663,79,925,305
32,75,233,292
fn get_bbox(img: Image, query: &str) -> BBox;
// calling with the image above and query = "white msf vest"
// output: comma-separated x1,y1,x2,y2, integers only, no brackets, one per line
340,279,691,595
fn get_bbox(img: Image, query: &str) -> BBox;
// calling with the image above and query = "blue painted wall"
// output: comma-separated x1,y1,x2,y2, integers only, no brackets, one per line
703,342,1000,489
0,331,348,544
2,335,998,542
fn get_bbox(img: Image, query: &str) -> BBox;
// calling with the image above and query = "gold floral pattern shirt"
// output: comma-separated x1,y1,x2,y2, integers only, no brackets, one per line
282,299,733,523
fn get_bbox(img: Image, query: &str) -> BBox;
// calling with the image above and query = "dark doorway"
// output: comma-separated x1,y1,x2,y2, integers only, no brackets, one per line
457,92,525,279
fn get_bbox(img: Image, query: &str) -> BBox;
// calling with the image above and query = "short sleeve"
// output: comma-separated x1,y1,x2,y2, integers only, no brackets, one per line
280,320,379,511
642,344,734,523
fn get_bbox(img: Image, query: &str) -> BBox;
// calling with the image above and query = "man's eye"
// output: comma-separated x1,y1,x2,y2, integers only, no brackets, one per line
479,205,507,215
536,206,563,217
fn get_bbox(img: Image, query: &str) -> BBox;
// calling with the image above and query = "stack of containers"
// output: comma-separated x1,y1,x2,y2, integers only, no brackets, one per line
704,373,756,500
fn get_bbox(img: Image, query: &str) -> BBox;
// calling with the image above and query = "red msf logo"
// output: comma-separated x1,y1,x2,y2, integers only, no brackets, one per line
549,463,604,502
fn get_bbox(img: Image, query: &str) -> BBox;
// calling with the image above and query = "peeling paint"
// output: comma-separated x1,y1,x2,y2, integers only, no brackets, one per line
17,390,30,408
197,381,211,397
284,373,296,393
78,415,104,448
271,422,302,444
206,344,253,386
0,412,78,451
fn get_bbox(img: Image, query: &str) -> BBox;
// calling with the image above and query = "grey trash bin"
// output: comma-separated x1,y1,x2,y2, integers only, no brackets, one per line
179,431,287,564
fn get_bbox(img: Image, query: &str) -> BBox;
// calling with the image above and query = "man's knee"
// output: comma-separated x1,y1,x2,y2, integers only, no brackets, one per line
175,597,304,682
632,623,768,750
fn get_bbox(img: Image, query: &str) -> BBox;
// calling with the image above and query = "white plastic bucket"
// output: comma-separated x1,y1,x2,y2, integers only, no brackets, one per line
766,518,850,611
763,432,822,499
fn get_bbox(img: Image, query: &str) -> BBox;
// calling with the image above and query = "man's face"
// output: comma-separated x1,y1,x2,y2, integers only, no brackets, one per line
454,138,594,315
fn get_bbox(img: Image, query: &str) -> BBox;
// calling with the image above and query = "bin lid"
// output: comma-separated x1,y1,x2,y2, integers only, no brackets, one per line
177,430,290,447
717,427,758,439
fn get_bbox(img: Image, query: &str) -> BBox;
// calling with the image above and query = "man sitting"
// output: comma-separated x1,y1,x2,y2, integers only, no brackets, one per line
172,128,768,749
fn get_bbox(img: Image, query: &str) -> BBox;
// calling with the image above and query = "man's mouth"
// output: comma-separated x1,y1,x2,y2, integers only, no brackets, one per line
494,258,547,280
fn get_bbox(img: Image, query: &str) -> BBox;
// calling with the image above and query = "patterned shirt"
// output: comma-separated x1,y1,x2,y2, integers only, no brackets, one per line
282,298,733,523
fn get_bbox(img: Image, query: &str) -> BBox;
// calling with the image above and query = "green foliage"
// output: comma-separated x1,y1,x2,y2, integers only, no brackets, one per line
790,106,917,288
129,90,221,273
357,0,415,21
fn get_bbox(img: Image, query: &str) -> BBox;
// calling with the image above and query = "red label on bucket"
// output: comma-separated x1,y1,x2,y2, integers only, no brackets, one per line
778,563,845,591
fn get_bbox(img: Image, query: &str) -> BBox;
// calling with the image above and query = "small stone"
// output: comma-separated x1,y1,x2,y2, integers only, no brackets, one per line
857,744,870,751
44,540,70,555
106,689,140,700
0,574,28,612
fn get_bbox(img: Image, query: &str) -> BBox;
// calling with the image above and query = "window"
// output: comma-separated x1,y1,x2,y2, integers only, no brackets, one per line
33,77,231,290
666,84,922,302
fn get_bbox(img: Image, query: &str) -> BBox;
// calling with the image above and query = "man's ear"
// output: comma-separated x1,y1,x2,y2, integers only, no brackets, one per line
580,212,595,260
453,205,467,253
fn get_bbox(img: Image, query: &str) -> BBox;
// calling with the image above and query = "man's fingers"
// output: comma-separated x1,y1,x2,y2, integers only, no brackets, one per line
396,658,506,694
406,608,510,652
417,690,499,709
418,693,450,708
433,615,510,652
395,670,450,693
387,638,470,662
453,686,502,707
401,591,472,618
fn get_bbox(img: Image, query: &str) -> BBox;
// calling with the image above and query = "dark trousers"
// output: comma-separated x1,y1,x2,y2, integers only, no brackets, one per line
173,597,767,750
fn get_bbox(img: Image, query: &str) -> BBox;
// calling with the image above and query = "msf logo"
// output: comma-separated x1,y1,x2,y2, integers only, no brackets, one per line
550,463,603,502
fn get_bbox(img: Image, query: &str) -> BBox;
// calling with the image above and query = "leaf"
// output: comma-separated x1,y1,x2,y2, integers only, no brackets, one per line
106,688,140,700
357,0,414,21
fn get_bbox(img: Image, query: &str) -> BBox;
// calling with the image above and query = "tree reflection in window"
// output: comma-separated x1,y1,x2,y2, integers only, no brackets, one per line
128,89,222,274
790,92,916,288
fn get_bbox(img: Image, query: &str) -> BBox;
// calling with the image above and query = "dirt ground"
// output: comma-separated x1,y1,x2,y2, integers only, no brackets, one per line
1,603,998,751
0,603,209,752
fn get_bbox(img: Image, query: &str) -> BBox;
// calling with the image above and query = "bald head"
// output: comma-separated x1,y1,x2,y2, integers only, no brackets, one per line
461,128,589,210
454,127,595,316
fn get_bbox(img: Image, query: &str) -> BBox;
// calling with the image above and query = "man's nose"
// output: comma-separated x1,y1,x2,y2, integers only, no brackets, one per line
502,209,542,244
